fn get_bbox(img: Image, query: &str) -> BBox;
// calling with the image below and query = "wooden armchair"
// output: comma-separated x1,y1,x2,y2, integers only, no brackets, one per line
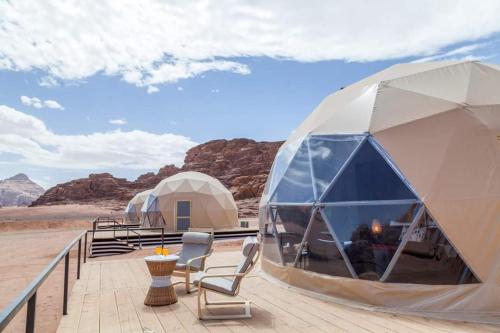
172,232,214,293
193,236,261,320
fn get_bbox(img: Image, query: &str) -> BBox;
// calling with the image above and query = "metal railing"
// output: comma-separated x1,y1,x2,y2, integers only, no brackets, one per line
0,231,87,333
90,226,165,251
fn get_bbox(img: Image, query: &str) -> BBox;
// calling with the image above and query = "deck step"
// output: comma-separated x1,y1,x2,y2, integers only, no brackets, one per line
89,229,259,257
89,239,135,257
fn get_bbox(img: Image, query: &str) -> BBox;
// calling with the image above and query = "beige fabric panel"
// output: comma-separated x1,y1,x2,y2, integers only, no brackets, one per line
374,108,499,280
262,258,500,324
385,62,472,104
370,85,458,132
284,61,462,147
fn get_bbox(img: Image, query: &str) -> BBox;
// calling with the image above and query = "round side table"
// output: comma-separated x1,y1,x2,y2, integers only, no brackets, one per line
144,254,179,306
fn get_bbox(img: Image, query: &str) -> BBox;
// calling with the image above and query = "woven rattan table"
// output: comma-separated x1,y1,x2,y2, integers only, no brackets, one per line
144,254,179,306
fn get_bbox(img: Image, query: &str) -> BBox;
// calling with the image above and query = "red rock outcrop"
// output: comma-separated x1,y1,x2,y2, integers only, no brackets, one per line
32,139,283,217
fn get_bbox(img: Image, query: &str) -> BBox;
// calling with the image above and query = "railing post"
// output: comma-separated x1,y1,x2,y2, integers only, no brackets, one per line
63,253,69,315
83,232,87,263
25,292,36,333
77,239,81,279
161,228,164,250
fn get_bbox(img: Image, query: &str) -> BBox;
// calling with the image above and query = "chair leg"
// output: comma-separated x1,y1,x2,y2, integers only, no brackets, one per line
199,290,252,320
185,270,190,293
197,287,203,319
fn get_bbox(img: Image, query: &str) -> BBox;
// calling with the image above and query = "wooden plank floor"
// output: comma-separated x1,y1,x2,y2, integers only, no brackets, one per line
58,251,498,333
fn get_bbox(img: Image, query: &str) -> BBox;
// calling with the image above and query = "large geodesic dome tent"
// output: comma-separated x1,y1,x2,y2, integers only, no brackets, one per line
259,61,500,323
142,171,238,231
124,189,152,224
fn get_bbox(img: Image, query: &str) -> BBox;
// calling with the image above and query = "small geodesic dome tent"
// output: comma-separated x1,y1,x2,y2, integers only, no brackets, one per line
260,61,500,323
142,171,238,231
124,189,152,224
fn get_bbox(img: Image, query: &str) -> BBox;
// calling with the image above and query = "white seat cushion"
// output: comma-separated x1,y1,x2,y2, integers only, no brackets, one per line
193,272,236,295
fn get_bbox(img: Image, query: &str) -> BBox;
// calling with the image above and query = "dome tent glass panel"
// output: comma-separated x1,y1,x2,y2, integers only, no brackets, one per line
323,203,421,280
270,141,315,203
262,134,479,285
309,135,364,199
141,193,165,228
272,205,313,265
124,202,137,223
296,210,353,277
321,140,418,202
267,138,303,198
386,210,479,284
261,206,283,264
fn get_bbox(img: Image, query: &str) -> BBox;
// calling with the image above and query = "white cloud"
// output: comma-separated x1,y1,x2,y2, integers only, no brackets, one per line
20,96,64,110
177,86,183,91
412,43,492,63
147,85,159,94
1,1,500,90
44,100,64,110
109,119,127,125
21,96,43,109
0,105,197,169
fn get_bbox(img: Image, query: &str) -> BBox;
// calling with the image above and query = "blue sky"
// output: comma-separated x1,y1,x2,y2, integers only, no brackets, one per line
1,1,500,188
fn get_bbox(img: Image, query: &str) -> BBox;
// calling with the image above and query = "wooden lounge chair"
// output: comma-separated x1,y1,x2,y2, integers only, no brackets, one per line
172,232,214,293
193,236,261,320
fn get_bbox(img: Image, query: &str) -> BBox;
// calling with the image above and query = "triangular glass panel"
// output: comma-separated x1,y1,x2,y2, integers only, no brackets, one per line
308,135,364,199
323,203,421,280
273,205,313,265
297,210,352,277
270,141,315,203
268,139,303,197
261,206,283,264
386,210,479,284
322,140,417,202
141,195,165,227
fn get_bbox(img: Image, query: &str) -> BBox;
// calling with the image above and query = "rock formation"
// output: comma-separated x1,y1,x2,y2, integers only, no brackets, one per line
32,139,283,217
0,173,45,206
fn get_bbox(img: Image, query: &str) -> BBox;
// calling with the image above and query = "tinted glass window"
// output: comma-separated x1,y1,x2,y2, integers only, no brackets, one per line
176,217,190,231
271,141,315,203
323,203,421,280
177,201,190,217
268,140,302,197
297,211,352,277
262,208,283,264
309,135,363,199
143,212,165,228
322,141,417,202
386,211,479,284
273,206,313,265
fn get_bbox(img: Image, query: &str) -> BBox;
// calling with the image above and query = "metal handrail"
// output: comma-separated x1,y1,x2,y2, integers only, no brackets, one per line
90,227,165,253
0,231,87,333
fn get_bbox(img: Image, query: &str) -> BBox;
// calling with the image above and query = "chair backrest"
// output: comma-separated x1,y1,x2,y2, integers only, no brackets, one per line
231,236,261,293
179,232,213,270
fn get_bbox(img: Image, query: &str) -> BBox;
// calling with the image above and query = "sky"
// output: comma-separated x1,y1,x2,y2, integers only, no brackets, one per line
1,1,500,189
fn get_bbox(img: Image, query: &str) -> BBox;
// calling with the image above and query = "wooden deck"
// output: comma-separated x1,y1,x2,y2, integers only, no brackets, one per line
58,250,498,333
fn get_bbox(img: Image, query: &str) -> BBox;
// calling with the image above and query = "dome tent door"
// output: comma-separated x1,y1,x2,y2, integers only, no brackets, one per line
176,200,191,231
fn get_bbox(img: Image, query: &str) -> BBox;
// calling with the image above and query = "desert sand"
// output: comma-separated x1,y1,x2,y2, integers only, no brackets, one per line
0,204,121,232
0,204,118,332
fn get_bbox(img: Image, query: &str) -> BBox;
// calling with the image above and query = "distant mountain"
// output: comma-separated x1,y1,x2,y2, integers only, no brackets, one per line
0,173,45,207
31,138,283,217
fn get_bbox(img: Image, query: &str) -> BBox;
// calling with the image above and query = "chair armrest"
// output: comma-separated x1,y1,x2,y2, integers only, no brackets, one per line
185,249,214,266
205,265,238,272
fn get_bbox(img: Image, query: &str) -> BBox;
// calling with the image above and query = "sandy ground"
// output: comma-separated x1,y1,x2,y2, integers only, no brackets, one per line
0,229,85,333
0,204,121,232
